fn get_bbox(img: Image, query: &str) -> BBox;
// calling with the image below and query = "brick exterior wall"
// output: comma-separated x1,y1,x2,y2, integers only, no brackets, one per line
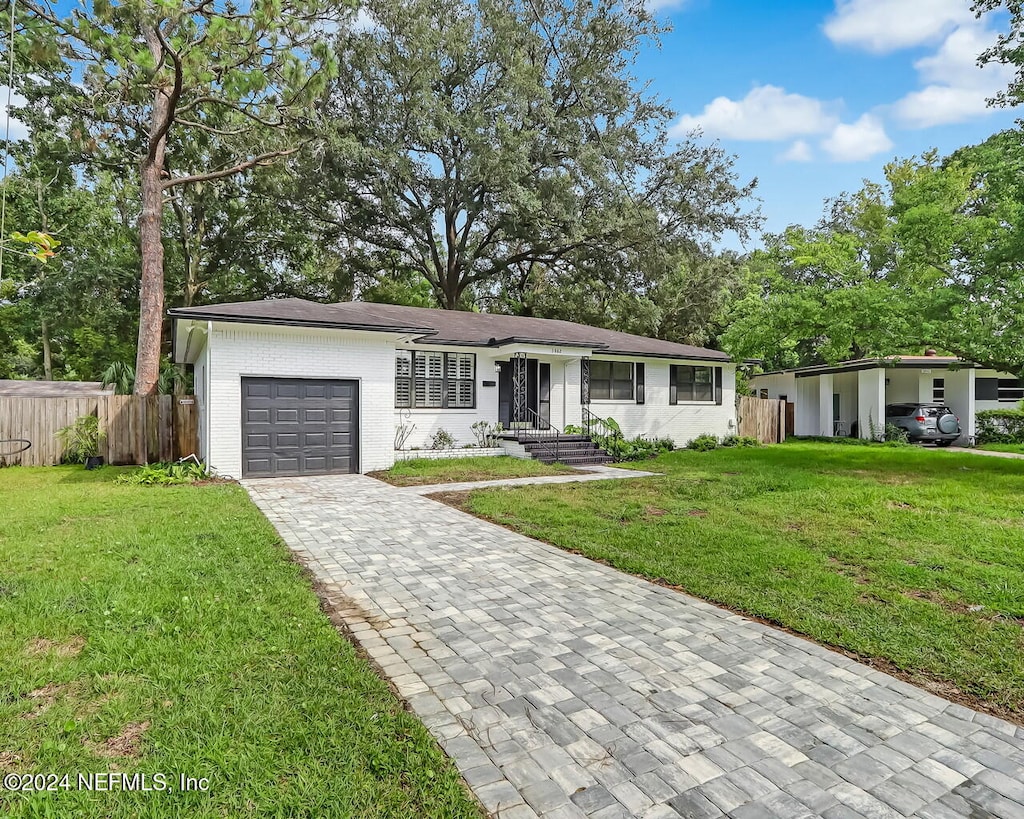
206,323,397,476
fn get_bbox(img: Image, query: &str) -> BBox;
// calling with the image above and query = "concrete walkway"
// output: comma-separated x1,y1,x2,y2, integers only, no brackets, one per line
398,464,658,495
945,447,1024,461
245,475,1024,819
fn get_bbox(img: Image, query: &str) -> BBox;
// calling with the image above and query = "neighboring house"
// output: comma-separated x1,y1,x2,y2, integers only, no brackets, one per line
169,299,738,477
0,380,115,397
750,352,1023,444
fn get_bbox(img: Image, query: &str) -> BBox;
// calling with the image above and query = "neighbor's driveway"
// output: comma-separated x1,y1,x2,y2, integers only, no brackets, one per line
245,475,1024,819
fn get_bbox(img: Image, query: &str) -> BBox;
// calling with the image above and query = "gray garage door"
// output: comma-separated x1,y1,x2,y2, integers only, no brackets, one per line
241,378,359,477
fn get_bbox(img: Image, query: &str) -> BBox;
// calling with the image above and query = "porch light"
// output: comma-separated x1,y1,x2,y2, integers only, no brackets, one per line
493,362,502,373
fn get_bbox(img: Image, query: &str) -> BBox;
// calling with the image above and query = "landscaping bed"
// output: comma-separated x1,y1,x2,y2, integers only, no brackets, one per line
0,466,480,818
370,455,576,486
454,442,1024,721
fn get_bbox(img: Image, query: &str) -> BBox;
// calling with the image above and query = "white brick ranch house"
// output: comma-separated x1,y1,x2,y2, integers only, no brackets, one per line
170,299,738,477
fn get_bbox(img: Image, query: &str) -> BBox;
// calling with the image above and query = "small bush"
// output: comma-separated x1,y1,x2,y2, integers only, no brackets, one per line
883,423,910,446
687,434,719,452
470,421,502,447
56,415,106,464
976,409,1024,445
116,460,212,486
721,435,761,448
426,428,456,450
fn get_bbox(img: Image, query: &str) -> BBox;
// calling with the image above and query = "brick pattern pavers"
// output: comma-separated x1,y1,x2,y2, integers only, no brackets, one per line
244,475,1024,819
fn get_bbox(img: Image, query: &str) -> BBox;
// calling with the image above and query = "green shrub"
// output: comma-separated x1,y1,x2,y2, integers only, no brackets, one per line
976,409,1024,445
721,435,761,448
56,415,106,464
687,434,719,452
883,423,910,446
426,428,456,450
116,460,212,486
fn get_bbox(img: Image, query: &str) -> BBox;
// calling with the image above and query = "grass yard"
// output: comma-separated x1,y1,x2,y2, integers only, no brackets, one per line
0,467,480,819
370,454,576,486
459,442,1024,720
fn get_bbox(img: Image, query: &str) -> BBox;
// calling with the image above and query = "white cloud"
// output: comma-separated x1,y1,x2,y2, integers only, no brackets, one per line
891,24,1013,127
821,114,893,162
645,0,688,11
824,0,973,53
0,88,29,145
778,140,814,162
670,85,838,141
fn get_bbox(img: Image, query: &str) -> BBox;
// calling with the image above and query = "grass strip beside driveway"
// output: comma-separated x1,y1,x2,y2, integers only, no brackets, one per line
371,455,576,486
461,443,1024,720
0,466,481,819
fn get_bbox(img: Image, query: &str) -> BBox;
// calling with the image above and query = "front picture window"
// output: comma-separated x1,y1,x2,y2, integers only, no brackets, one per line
589,361,634,401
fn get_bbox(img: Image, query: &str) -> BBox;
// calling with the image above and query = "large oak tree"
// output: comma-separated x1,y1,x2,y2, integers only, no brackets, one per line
300,0,758,311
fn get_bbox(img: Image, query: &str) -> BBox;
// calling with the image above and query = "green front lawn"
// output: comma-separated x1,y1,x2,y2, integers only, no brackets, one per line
371,455,576,486
461,443,1024,719
0,467,480,819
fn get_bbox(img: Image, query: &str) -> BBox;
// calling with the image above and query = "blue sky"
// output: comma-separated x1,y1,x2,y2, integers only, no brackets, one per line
640,0,1019,246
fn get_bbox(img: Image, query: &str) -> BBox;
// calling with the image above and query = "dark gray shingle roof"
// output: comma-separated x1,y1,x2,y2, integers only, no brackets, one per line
170,299,730,361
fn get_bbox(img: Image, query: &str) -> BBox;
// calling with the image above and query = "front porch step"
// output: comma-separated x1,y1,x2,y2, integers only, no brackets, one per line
498,432,615,466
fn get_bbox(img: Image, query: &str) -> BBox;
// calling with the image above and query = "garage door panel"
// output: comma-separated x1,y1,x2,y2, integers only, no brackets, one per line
246,383,271,398
241,377,359,477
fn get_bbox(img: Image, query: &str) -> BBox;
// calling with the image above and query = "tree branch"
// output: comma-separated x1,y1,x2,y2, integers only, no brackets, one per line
162,147,301,189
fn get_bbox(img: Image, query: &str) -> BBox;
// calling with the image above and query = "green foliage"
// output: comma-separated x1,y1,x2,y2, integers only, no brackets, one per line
687,433,719,452
720,435,761,448
426,429,457,450
115,460,211,486
470,421,502,448
721,138,1024,376
976,409,1024,444
883,423,911,446
100,360,192,396
303,0,757,310
595,434,674,462
55,415,105,463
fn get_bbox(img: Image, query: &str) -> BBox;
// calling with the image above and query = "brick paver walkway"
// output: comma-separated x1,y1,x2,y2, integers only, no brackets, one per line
245,475,1024,819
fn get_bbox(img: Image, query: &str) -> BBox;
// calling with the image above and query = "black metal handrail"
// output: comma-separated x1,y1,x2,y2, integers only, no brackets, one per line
515,408,563,463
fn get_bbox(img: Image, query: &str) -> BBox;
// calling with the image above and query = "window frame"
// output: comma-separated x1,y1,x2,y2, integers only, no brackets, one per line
395,350,476,409
670,364,716,404
588,360,635,402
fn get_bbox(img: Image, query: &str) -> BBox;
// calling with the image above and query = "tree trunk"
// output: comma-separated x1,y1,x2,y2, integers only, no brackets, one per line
41,317,52,380
134,87,171,396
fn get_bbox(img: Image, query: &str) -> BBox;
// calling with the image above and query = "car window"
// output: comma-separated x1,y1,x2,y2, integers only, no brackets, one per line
885,404,915,415
923,406,953,417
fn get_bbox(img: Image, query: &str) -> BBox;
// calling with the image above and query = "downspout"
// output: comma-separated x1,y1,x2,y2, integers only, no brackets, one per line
204,321,212,468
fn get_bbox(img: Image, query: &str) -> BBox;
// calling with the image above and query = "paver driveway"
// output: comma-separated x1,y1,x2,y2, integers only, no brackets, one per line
245,475,1024,819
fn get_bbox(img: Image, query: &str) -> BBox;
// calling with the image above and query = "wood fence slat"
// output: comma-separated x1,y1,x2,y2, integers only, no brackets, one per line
0,395,199,467
737,395,786,445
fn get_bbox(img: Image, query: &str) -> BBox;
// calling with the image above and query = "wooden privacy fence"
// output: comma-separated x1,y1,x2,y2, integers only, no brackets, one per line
737,395,787,444
0,395,199,467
